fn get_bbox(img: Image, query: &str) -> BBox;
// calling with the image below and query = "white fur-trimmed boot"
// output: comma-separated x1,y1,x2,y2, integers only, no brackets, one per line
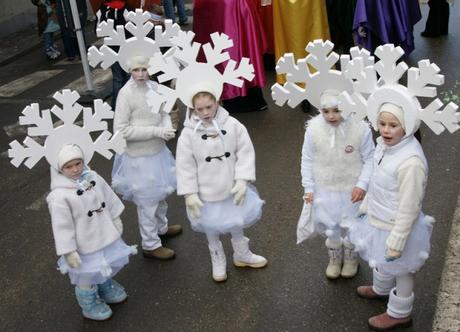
325,238,343,279
231,236,268,268
208,241,227,282
368,288,413,330
341,241,359,278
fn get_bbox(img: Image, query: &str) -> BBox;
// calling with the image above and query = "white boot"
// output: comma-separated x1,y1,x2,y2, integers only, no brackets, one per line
325,238,343,279
231,236,268,268
208,241,227,282
341,241,359,278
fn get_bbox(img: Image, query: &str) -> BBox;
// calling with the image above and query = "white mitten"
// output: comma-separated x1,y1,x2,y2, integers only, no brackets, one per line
113,217,123,234
65,251,82,268
152,127,176,140
230,179,247,205
185,193,204,218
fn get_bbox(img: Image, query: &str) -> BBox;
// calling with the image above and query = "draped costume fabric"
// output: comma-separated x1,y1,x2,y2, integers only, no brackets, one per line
353,0,422,55
192,0,267,100
272,0,330,84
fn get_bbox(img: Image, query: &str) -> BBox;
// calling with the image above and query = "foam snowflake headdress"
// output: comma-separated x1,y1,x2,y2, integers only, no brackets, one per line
146,30,255,110
87,9,180,73
271,39,356,110
8,89,125,170
338,44,460,135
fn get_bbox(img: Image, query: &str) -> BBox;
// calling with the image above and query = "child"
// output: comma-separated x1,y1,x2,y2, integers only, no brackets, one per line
301,89,374,279
47,144,137,321
31,0,61,59
176,85,267,282
112,55,182,260
348,103,433,330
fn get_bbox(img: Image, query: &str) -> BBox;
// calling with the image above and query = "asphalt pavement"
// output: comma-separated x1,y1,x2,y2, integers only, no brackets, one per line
0,3,459,332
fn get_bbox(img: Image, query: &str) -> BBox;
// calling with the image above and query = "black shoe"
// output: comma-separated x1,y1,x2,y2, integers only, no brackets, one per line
421,30,440,38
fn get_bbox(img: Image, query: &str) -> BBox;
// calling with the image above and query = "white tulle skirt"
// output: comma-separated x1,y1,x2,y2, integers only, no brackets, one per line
348,214,434,276
112,147,176,207
187,185,264,234
312,187,360,237
57,238,138,286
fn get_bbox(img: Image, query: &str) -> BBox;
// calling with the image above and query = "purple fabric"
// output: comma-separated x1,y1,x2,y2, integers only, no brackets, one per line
193,0,267,100
353,0,422,55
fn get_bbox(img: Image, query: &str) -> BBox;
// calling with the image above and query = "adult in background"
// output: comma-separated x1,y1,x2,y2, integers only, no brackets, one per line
55,0,88,61
421,0,452,38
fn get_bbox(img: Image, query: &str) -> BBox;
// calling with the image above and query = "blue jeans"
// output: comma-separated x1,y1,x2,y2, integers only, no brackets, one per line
162,0,188,23
111,62,130,109
42,32,54,50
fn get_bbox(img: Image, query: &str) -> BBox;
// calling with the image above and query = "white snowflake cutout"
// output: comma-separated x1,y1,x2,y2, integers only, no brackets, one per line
271,39,353,110
339,44,460,135
8,89,125,169
147,30,255,109
88,9,180,73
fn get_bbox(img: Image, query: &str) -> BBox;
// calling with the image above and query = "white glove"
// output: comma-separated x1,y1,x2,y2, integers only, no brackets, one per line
230,179,247,205
153,127,176,141
185,193,203,218
64,251,81,268
113,217,123,234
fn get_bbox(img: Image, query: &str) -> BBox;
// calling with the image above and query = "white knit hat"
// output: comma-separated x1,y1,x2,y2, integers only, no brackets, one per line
186,82,218,108
320,89,341,109
58,144,84,169
127,55,150,71
379,103,406,131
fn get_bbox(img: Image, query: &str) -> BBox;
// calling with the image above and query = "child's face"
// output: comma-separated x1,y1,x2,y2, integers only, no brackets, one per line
61,159,84,180
321,107,343,127
193,95,218,124
131,67,149,84
378,112,405,146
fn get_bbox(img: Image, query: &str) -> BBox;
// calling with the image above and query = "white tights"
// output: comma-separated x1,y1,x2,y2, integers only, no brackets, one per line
206,228,245,246
396,273,414,298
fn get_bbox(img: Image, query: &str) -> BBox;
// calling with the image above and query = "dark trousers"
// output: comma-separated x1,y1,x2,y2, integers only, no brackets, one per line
423,0,450,36
111,62,130,109
55,0,88,58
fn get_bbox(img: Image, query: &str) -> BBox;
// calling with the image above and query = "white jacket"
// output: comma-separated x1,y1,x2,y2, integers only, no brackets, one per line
301,115,374,193
114,80,170,157
176,107,256,202
365,135,428,252
46,168,124,256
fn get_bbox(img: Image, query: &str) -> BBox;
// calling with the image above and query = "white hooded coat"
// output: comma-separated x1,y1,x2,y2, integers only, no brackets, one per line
46,168,124,256
176,106,256,202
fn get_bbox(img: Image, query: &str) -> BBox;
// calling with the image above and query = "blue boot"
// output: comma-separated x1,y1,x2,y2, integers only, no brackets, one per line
98,279,128,304
75,286,112,321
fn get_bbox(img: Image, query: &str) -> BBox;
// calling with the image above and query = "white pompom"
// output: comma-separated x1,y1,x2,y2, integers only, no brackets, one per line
419,251,429,260
369,259,377,268
325,229,334,237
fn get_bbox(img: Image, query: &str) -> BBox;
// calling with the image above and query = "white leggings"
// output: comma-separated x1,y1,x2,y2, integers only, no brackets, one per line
206,228,245,247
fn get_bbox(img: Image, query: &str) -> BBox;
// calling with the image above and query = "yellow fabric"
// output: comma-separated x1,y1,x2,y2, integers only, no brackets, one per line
273,0,331,83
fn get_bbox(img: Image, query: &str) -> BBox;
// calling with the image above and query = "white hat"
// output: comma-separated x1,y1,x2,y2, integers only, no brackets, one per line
127,55,150,71
379,103,406,130
186,82,218,108
58,144,84,170
320,89,341,109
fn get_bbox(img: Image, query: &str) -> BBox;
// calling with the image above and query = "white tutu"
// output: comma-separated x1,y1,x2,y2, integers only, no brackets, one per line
57,238,138,286
112,147,176,207
188,185,264,234
348,214,434,276
312,187,360,236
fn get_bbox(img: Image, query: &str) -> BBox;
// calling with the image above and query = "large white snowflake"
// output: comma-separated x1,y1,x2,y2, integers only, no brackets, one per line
271,39,357,110
146,30,255,109
339,44,460,135
8,89,125,169
87,9,180,72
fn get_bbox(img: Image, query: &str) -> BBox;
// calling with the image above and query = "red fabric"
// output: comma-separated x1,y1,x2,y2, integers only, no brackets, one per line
193,0,267,100
104,1,126,10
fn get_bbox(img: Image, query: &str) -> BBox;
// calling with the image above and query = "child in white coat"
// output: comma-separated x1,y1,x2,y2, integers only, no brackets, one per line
112,55,182,260
348,103,433,330
47,144,137,321
176,85,267,282
301,90,374,279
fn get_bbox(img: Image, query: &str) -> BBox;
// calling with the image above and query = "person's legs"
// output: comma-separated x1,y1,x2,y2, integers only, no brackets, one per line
163,0,176,21
324,228,343,279
175,0,188,24
111,63,130,109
